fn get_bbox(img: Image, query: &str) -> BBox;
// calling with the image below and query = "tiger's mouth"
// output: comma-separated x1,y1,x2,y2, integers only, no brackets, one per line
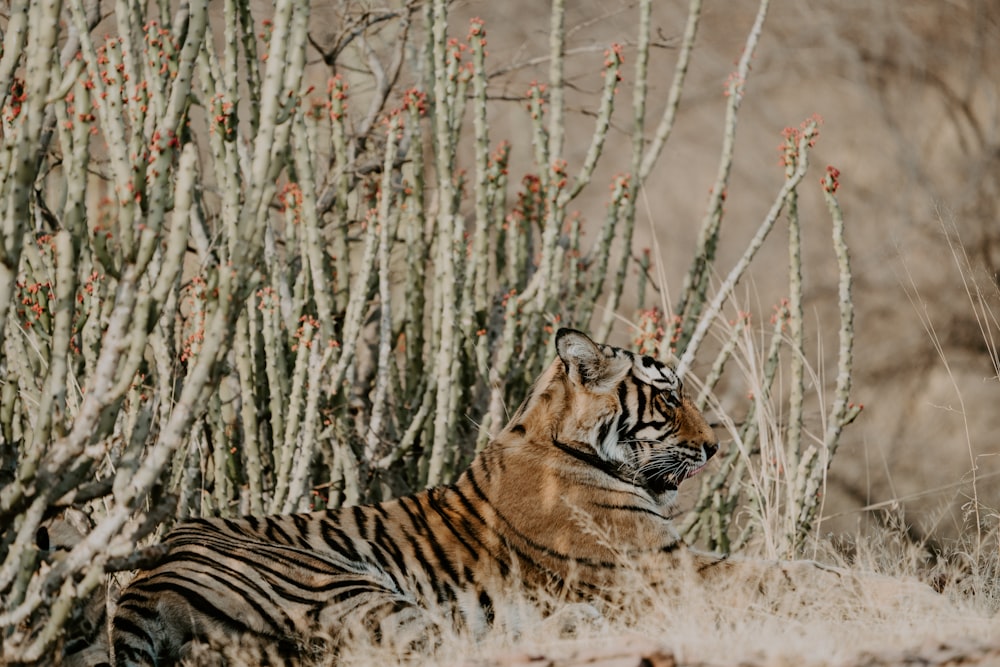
645,460,709,495
645,474,678,494
685,461,709,478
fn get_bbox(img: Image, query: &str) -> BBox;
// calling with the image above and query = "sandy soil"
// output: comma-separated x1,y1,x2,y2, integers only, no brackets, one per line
467,638,1000,667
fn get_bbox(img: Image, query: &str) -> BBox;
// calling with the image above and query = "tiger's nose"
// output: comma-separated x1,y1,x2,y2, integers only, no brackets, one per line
703,442,719,460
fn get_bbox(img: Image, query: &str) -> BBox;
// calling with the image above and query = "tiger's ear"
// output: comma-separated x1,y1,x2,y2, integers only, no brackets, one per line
555,328,621,392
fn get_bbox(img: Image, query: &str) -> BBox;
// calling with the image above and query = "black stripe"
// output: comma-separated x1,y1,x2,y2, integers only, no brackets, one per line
591,502,666,518
371,515,408,591
159,550,316,609
396,524,438,593
425,493,471,588
577,480,652,505
142,566,275,616
323,578,392,602
353,505,370,541
595,419,614,449
478,589,495,626
112,614,157,649
366,527,393,573
449,475,489,528
291,514,313,548
367,516,397,564
631,379,646,423
320,517,362,562
137,577,272,635
265,516,294,544
115,596,161,622
425,487,480,562
168,535,337,578
551,439,632,486
617,381,630,419
462,465,492,506
478,452,494,484
397,496,459,603
450,478,512,578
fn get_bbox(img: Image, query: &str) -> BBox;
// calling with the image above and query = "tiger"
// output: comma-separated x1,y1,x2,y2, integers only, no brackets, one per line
110,328,720,664
108,328,946,666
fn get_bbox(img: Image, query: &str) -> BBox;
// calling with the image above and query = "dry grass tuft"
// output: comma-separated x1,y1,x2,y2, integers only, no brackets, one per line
320,524,999,667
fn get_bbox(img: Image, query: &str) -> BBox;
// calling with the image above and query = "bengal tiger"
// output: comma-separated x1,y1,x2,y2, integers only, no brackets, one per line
107,328,943,666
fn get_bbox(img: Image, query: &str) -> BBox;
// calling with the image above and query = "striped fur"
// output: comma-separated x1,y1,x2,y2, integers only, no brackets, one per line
111,329,718,665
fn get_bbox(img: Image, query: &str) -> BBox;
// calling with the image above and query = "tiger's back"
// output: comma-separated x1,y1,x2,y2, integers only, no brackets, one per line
111,329,718,665
114,500,496,663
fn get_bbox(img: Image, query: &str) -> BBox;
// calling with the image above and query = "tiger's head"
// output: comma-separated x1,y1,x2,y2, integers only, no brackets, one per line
503,328,718,506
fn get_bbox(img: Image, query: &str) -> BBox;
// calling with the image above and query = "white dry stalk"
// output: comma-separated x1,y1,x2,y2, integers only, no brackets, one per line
462,21,491,332
427,0,462,486
796,171,857,547
638,0,701,182
595,0,648,340
365,117,402,466
780,130,806,471
560,41,621,207
271,319,314,513
284,341,334,514
293,114,336,342
234,314,264,515
528,0,567,314
675,0,770,336
677,123,816,376
0,0,29,113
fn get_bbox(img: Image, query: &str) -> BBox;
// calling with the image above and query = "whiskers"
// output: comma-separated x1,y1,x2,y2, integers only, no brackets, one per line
616,438,703,492
638,456,692,488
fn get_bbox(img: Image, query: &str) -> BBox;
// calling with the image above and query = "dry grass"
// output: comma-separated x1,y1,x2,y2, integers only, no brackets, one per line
322,531,998,667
